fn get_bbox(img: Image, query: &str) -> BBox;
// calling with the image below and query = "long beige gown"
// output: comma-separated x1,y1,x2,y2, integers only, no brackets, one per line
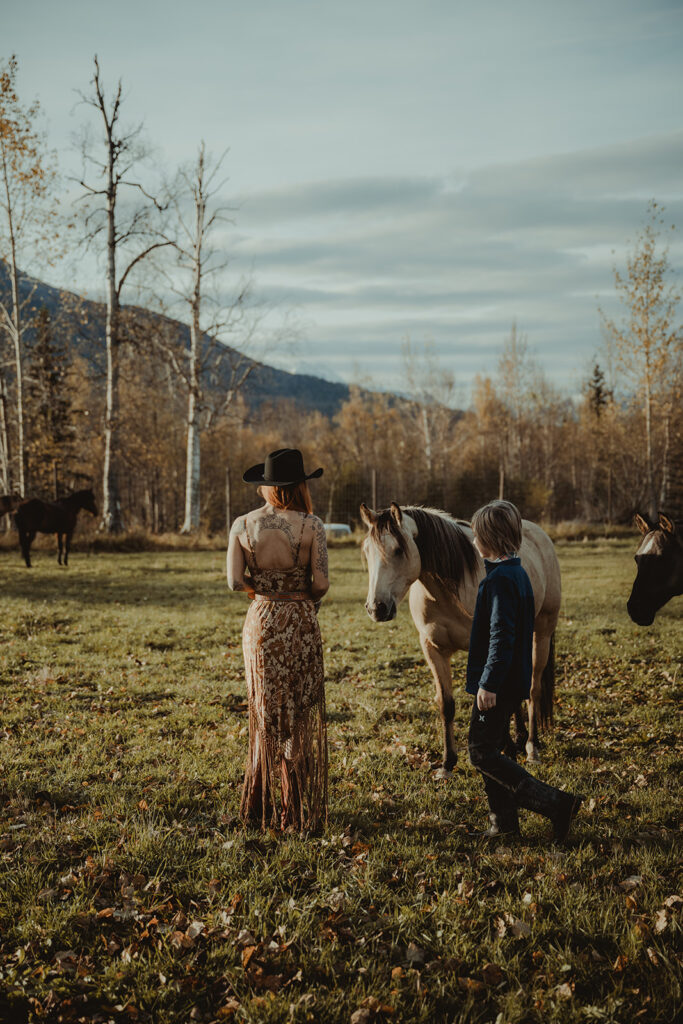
239,513,327,832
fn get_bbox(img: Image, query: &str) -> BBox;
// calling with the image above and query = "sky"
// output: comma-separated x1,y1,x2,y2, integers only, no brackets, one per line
5,0,683,397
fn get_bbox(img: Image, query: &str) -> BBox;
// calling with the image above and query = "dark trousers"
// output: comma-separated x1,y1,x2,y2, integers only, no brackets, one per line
468,697,530,816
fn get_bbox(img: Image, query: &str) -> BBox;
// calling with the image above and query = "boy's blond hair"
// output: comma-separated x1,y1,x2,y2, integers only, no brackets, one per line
471,500,523,557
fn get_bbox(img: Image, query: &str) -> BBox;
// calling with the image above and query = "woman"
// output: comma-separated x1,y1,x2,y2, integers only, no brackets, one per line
227,448,329,832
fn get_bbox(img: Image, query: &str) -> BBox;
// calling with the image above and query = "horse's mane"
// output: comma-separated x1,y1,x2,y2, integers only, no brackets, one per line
369,505,479,589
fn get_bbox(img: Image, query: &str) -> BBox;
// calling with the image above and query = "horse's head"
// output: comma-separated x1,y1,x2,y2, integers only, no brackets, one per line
627,512,682,625
80,489,98,516
360,502,421,621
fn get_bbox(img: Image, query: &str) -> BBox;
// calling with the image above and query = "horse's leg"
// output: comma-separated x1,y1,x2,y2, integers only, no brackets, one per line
64,531,72,566
513,703,529,754
19,528,31,568
420,636,457,778
57,533,63,565
527,631,551,763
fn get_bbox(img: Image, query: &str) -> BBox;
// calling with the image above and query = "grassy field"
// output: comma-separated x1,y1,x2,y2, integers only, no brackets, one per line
0,539,680,1023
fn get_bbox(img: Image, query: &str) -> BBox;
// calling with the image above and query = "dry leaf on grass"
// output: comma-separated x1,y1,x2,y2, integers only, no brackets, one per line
618,875,642,892
494,912,531,938
457,977,486,994
482,962,504,986
350,995,395,1023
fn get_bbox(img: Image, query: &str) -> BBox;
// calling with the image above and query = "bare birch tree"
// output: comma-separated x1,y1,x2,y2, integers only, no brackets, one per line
600,201,682,518
158,143,286,533
76,56,169,532
0,55,60,496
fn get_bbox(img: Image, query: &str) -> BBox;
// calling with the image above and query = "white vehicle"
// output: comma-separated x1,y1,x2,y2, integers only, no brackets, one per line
323,523,352,538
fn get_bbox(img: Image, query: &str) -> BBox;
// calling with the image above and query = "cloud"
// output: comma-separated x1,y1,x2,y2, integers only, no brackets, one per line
225,130,683,395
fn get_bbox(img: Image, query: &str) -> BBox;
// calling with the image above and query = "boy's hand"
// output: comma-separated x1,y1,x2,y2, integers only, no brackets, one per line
477,688,497,711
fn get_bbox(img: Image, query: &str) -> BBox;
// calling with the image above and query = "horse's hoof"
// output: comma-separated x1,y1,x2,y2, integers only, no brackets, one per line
526,748,541,764
434,767,453,780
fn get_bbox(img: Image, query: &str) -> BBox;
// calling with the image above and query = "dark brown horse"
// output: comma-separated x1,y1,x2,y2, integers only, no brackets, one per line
15,489,98,568
628,512,683,625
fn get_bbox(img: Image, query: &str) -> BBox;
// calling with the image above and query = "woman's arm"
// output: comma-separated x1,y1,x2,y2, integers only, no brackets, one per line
227,517,251,593
310,517,330,602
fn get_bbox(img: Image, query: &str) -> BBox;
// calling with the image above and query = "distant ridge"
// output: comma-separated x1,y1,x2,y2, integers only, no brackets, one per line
0,266,353,418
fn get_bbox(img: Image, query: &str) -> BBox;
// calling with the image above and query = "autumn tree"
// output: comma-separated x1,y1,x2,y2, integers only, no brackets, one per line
600,201,682,517
0,55,60,496
76,56,169,532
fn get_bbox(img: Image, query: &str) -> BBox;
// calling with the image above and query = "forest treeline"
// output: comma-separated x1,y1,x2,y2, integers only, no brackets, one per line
1,56,682,533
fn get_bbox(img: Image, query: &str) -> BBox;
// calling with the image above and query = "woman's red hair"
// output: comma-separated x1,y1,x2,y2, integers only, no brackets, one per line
259,482,313,514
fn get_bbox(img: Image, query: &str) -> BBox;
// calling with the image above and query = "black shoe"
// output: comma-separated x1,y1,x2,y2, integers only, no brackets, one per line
551,791,583,843
514,776,583,843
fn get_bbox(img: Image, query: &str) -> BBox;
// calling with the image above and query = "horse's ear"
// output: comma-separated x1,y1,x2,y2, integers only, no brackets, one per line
634,513,651,535
390,502,403,526
658,512,675,535
360,503,377,528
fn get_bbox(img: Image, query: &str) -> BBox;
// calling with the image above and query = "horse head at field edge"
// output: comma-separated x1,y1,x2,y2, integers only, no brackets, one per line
360,502,421,620
628,512,683,626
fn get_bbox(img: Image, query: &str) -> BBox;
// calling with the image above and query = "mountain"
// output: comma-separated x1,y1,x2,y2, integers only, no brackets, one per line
0,267,353,417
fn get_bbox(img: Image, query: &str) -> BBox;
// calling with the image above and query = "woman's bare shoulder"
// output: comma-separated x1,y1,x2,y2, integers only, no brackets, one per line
230,514,247,535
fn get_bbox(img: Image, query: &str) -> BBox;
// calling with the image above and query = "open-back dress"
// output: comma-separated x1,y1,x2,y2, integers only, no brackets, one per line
239,513,327,832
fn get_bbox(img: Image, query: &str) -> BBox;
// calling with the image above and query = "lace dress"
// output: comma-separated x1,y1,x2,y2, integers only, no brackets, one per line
239,514,327,832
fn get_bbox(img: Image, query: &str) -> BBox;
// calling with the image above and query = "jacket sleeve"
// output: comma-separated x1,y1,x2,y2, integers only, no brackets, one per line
478,576,517,693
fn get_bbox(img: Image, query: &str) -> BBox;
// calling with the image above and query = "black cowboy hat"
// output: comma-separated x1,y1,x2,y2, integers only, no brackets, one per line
242,448,323,485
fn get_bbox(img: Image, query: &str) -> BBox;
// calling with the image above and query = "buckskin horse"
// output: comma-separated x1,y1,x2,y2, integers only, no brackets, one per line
360,503,561,773
628,512,683,625
15,489,98,568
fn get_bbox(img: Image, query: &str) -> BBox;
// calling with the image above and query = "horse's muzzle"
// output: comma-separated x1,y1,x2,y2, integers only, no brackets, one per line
626,600,655,627
365,599,396,622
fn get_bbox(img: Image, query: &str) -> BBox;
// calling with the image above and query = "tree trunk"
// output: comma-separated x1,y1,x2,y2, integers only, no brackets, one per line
181,303,202,533
8,264,25,497
0,370,10,495
225,465,231,538
181,389,201,533
659,399,672,510
100,149,124,532
326,477,336,523
644,372,657,518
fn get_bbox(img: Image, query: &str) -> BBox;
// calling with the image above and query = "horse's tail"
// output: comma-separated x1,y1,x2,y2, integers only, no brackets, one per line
539,632,555,731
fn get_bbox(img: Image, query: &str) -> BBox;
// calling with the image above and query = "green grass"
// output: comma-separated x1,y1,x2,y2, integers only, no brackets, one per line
0,540,680,1023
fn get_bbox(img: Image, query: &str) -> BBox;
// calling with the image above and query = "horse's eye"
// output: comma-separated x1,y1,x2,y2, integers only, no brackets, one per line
394,548,403,558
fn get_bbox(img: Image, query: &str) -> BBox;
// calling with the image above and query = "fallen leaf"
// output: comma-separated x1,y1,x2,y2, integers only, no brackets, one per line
654,909,669,934
350,1011,373,1024
555,982,573,1000
618,875,642,892
482,962,504,986
405,942,426,966
216,999,241,1019
186,920,205,941
236,928,257,947
457,977,486,994
242,944,258,968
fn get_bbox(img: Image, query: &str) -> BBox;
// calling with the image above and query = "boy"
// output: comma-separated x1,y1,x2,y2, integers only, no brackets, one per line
467,500,582,842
